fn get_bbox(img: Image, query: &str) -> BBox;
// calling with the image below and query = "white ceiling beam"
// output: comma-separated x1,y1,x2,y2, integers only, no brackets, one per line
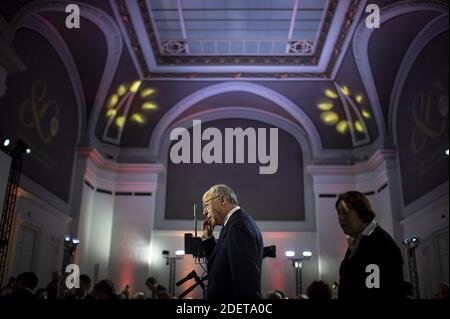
286,0,299,53
177,0,189,53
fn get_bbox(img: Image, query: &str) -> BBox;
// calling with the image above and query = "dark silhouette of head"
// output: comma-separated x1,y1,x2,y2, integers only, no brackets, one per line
16,272,38,291
307,280,332,300
93,279,116,299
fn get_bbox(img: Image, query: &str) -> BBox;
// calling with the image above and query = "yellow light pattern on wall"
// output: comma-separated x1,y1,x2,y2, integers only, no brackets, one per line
355,94,363,104
108,94,119,109
340,86,350,96
336,121,349,134
141,88,156,98
117,84,128,96
317,99,334,111
142,102,158,111
318,85,371,137
130,80,142,93
131,113,146,125
106,109,117,117
104,80,159,134
354,120,364,133
325,89,339,99
362,109,371,119
320,112,339,125
115,116,125,128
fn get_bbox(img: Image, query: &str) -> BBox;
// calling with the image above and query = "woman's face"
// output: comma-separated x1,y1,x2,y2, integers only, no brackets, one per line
337,200,367,237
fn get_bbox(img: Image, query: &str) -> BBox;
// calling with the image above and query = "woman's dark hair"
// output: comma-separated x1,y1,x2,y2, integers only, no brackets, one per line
335,191,375,223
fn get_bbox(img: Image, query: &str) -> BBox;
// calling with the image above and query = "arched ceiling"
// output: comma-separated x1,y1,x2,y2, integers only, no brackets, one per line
0,0,448,162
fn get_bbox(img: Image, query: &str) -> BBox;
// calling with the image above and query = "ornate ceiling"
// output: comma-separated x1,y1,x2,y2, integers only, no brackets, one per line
112,0,359,78
0,0,448,162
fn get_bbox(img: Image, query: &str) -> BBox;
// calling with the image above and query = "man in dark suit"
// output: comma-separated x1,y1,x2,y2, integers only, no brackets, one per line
201,184,264,299
336,191,405,299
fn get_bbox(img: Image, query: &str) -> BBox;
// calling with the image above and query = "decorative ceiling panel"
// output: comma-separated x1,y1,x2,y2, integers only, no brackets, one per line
113,0,361,78
149,0,328,57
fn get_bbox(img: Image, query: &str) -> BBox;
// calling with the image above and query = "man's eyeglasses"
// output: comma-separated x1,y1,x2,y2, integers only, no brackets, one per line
202,195,221,210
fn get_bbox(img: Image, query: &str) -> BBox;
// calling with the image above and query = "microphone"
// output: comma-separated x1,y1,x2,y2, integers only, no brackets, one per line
176,270,197,287
195,274,206,290
178,275,208,299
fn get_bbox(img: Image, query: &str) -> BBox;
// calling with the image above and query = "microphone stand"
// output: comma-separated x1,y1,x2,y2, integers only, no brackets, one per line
178,273,208,299
178,204,208,299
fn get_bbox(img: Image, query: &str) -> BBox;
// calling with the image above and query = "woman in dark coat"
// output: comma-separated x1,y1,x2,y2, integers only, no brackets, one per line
336,191,405,299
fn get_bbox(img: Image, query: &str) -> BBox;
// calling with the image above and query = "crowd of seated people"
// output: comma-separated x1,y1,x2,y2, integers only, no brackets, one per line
265,280,449,300
0,270,448,300
0,272,175,300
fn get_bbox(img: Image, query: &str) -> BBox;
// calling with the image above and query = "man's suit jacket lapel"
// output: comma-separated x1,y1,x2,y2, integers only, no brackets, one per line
218,224,229,241
208,210,240,266
208,225,229,266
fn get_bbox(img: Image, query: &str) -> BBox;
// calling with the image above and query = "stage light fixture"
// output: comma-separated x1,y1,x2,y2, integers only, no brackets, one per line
175,250,185,256
285,251,295,257
403,236,419,249
287,250,313,296
10,140,31,158
64,235,80,248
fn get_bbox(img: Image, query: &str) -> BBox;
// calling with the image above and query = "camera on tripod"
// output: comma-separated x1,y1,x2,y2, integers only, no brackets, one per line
184,233,205,258
263,245,276,258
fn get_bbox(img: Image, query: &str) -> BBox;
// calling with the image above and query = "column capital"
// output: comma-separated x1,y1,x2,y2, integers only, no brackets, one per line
77,147,164,193
306,149,396,177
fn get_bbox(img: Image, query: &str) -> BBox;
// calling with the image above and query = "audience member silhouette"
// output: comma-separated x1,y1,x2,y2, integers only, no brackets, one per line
93,279,117,299
0,276,16,296
306,280,332,300
1,272,38,300
45,271,62,300
264,291,283,299
433,283,449,299
65,274,94,300
35,288,47,299
145,277,167,299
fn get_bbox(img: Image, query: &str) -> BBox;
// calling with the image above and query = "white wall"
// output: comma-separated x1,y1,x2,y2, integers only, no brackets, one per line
401,188,449,298
312,195,348,286
3,148,75,288
75,148,161,295
75,183,94,276
6,188,71,288
108,194,154,294
83,191,114,281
